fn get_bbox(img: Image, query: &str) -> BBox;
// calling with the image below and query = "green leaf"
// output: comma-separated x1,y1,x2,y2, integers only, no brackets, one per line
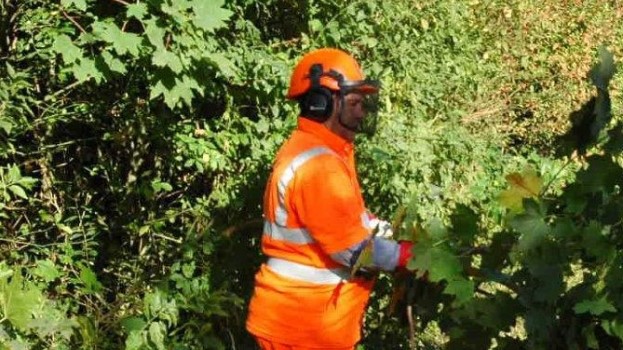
121,317,147,333
101,51,127,74
7,165,20,183
450,204,479,246
529,261,564,302
52,35,83,64
409,239,462,283
426,218,447,240
79,265,103,293
574,296,616,315
509,200,549,252
125,330,144,350
127,3,148,20
582,221,614,261
601,319,623,340
8,185,27,199
61,0,87,11
445,277,474,305
93,22,142,56
154,75,200,108
73,58,103,82
190,0,233,32
0,273,43,331
0,118,13,134
148,321,166,350
152,50,183,74
144,19,166,49
206,53,237,79
33,260,61,283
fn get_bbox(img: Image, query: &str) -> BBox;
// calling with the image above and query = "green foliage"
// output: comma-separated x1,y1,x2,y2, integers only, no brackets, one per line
0,0,621,348
391,50,623,349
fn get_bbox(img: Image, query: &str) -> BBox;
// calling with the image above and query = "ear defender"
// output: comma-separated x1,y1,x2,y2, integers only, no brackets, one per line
301,64,334,121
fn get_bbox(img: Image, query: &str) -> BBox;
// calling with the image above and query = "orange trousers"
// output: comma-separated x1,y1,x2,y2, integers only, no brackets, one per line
255,337,355,350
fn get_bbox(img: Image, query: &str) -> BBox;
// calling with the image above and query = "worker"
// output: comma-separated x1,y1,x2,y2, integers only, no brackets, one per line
246,47,414,350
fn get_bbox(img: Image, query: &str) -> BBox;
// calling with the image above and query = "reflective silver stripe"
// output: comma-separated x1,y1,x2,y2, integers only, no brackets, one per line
266,258,349,284
264,220,313,244
275,146,335,226
361,211,372,229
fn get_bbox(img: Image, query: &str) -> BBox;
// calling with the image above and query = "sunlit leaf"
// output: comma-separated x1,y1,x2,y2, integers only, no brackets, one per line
574,296,616,315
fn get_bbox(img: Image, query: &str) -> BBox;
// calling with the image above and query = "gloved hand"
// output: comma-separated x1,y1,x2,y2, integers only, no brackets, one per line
368,215,394,239
397,240,414,269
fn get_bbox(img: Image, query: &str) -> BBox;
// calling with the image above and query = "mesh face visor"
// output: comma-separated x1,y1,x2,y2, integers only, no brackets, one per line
359,93,381,137
340,79,381,137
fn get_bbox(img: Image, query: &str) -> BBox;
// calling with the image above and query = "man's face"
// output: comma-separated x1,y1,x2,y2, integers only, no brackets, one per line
324,91,379,142
340,93,367,131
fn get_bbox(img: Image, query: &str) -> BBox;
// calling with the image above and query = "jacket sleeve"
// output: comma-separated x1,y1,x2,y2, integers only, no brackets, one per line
331,237,400,271
292,155,370,254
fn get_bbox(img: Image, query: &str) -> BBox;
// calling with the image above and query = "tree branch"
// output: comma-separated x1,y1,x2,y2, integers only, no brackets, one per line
61,9,86,34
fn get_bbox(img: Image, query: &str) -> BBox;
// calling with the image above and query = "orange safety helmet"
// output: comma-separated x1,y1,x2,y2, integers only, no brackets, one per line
286,48,379,100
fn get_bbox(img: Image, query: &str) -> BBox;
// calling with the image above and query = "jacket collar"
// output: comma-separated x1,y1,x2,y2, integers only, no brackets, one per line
297,117,354,156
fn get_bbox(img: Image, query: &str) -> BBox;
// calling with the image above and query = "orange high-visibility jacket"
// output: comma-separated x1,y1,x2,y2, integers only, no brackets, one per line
246,117,375,347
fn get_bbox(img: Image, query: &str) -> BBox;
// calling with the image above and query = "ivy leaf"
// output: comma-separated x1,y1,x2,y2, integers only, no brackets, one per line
127,3,148,20
52,35,82,64
574,296,616,315
190,0,233,32
498,166,542,213
61,0,87,11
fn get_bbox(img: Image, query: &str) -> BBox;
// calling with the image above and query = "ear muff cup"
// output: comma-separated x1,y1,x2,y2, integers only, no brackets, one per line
301,86,333,121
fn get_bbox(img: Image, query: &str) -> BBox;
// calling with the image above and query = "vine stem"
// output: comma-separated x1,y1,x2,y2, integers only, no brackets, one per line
407,304,416,349
540,154,577,196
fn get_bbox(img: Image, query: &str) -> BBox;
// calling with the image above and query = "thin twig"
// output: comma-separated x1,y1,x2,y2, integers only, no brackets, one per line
111,0,130,5
540,154,577,196
61,9,86,34
407,304,416,349
49,80,84,98
152,232,183,244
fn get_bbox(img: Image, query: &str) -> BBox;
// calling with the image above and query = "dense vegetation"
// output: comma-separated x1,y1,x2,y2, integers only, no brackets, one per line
0,0,621,349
